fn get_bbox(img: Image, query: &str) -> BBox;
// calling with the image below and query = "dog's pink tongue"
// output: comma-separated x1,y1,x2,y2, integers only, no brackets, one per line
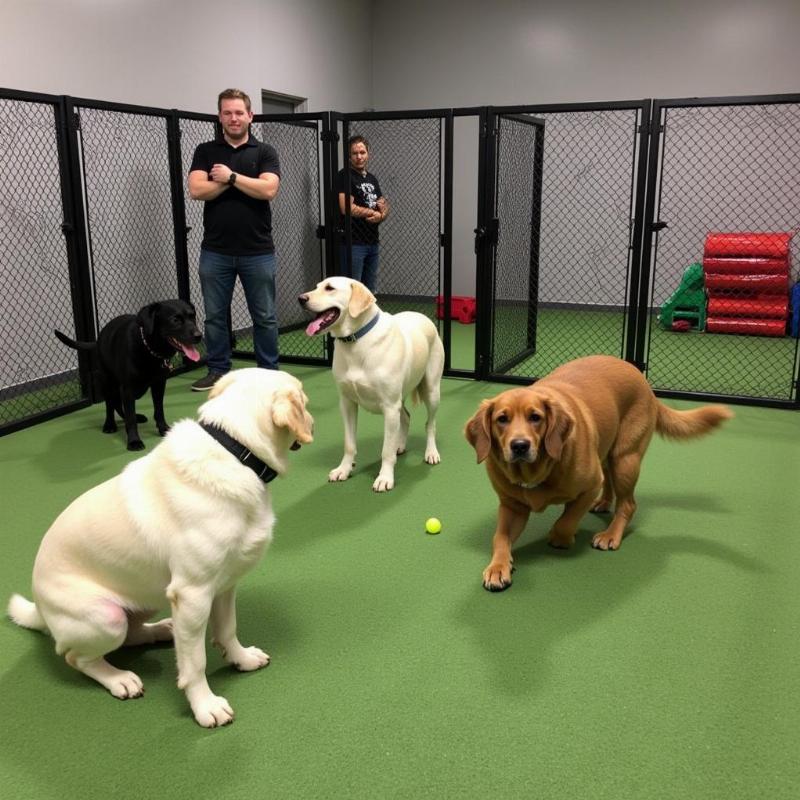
179,343,201,362
306,317,325,336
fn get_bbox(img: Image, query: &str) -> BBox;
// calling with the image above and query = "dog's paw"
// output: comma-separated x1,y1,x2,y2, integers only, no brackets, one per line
592,530,621,551
108,670,145,699
192,694,235,728
424,448,441,465
102,422,118,433
127,440,145,452
157,424,171,437
482,562,513,592
591,499,612,513
232,646,271,672
136,413,147,422
372,473,394,492
328,466,352,482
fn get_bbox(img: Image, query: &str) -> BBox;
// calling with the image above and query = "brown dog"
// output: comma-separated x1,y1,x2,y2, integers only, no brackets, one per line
465,355,733,591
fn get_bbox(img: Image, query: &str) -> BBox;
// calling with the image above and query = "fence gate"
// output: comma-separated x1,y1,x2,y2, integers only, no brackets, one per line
476,101,651,384
640,95,800,407
476,111,544,379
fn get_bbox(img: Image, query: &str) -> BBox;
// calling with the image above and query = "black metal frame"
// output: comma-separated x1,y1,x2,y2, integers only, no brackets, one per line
3,89,799,437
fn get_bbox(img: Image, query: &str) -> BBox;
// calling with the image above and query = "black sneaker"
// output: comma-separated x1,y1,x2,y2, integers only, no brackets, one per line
190,371,225,391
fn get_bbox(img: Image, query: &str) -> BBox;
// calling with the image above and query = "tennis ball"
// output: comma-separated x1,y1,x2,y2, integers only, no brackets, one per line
425,517,442,535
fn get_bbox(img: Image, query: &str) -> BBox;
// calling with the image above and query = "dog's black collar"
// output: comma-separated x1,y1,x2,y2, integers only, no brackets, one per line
334,312,380,343
199,422,278,484
139,326,173,368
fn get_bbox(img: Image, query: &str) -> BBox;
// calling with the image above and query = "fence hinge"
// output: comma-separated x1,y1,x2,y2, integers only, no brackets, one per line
649,221,668,233
73,111,81,130
439,232,448,248
638,121,663,135
316,224,326,240
320,130,339,143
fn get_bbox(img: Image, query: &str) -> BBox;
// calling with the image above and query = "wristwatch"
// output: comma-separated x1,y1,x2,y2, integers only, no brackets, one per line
227,172,237,186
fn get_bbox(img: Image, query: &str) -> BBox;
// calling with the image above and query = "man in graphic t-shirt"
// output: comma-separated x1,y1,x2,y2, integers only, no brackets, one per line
336,135,389,292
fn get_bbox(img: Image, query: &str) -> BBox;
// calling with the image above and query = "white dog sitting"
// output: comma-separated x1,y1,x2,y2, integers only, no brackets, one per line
299,277,444,492
8,368,313,728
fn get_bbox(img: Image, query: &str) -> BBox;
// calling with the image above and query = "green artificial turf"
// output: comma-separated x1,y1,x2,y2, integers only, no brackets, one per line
1,362,799,799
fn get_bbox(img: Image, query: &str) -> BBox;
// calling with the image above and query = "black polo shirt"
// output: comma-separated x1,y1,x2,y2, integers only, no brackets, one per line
189,134,281,255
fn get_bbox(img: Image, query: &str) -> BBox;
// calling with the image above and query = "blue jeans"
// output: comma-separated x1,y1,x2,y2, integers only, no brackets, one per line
198,249,278,372
341,243,380,292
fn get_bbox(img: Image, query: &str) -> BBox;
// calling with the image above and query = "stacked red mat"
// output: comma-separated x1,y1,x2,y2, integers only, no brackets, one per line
702,232,792,337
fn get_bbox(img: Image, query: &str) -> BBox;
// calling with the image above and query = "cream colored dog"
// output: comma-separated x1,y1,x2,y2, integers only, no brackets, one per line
8,368,313,727
299,277,444,492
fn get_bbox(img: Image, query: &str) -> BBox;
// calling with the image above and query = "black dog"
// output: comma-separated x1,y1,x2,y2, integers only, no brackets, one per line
55,299,202,451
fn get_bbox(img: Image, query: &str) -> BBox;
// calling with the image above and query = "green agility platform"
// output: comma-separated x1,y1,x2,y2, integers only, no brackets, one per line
658,262,707,331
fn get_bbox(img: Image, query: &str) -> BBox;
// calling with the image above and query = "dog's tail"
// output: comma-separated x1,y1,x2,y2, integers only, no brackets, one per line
656,401,733,441
54,329,96,352
7,593,47,632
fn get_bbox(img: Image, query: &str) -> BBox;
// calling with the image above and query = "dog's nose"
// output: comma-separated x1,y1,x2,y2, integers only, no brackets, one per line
510,439,530,456
298,294,308,306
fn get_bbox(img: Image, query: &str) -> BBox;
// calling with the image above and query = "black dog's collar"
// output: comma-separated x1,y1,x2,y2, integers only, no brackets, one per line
139,326,173,368
333,312,380,343
199,422,278,484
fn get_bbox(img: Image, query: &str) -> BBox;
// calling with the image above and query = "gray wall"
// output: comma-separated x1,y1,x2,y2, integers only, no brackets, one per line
372,0,800,296
1,0,374,113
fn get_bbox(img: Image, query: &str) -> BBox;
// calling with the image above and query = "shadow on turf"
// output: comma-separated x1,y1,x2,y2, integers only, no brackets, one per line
272,448,443,551
453,502,771,698
0,587,299,742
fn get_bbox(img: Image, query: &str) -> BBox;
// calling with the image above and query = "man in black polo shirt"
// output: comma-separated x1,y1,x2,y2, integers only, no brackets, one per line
187,88,281,390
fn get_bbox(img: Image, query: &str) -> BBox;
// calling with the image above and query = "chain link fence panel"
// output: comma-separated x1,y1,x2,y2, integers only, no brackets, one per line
491,115,542,373
341,116,442,320
179,116,327,363
645,101,800,401
490,107,642,379
77,106,182,359
0,96,84,430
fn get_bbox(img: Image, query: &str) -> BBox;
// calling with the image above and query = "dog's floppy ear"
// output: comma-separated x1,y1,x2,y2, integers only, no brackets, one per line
542,397,573,460
137,302,161,337
272,388,314,444
348,281,376,318
464,399,494,464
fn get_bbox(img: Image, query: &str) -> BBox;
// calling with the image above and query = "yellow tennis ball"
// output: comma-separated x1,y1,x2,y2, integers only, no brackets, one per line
425,517,442,535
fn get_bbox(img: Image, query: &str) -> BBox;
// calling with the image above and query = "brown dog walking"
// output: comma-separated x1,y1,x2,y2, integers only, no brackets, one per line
465,355,733,591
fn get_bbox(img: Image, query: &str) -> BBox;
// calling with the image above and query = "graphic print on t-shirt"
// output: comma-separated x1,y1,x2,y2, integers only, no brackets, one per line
355,181,377,208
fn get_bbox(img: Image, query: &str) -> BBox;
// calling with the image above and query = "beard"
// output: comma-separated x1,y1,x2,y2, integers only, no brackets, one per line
223,122,249,143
